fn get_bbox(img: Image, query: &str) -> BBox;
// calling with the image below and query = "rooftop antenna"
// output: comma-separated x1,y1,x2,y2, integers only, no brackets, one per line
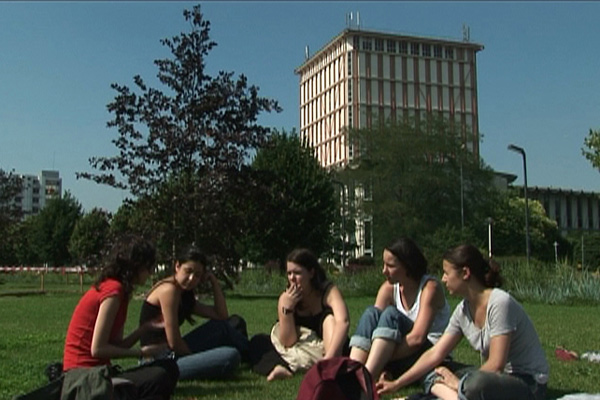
305,45,309,60
357,11,360,30
462,23,471,42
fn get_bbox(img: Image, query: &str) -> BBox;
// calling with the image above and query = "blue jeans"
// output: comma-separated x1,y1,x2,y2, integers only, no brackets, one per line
177,317,250,381
425,363,546,400
350,305,414,351
350,305,431,377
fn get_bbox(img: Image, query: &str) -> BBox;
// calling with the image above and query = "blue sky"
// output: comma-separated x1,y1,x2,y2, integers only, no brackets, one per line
1,1,599,213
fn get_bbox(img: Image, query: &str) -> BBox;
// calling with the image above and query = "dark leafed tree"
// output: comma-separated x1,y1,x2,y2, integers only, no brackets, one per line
0,169,23,264
77,5,280,265
240,130,336,269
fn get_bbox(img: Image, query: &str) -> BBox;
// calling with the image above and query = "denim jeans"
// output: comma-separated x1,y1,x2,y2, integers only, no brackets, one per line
176,317,250,380
425,362,546,400
349,305,414,351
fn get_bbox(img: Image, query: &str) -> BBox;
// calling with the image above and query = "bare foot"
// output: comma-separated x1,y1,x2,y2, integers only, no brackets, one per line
267,365,293,381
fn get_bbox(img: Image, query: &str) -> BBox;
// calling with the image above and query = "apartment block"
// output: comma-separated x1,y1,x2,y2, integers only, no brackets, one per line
12,170,62,218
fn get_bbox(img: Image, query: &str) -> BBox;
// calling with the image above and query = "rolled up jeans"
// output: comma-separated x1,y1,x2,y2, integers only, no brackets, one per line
350,305,414,352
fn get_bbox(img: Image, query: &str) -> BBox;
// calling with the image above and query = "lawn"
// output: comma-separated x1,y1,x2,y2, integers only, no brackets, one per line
1,280,600,399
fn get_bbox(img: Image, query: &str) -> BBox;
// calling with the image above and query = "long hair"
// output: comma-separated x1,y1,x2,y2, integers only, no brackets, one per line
94,235,156,298
443,244,502,288
174,244,209,325
286,248,329,292
384,238,428,281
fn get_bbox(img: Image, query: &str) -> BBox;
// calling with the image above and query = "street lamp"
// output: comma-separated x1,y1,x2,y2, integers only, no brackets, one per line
507,144,531,265
331,180,347,270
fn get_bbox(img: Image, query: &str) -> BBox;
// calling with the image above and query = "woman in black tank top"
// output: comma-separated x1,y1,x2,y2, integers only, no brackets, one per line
248,248,350,381
138,245,249,381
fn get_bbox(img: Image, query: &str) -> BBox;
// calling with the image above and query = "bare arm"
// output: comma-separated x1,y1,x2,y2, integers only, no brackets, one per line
91,296,144,359
277,284,302,347
157,284,191,355
377,332,462,395
392,279,446,358
480,333,511,373
373,282,395,310
323,285,350,358
193,272,229,320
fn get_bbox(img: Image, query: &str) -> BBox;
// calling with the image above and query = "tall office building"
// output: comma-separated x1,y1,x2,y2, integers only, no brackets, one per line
295,24,483,258
12,170,62,218
295,26,484,169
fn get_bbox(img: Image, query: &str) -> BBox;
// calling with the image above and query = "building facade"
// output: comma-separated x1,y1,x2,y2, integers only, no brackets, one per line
295,27,484,169
527,186,600,235
295,26,483,258
12,170,62,218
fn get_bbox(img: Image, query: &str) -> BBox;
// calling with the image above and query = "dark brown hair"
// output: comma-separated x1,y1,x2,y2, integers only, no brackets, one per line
95,234,156,298
443,244,502,288
384,238,428,281
287,248,329,291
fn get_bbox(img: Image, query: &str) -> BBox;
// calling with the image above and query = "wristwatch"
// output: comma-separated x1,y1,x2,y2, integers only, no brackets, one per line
282,306,294,315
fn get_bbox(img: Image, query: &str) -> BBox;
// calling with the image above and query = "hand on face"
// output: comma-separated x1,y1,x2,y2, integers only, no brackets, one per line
281,282,303,310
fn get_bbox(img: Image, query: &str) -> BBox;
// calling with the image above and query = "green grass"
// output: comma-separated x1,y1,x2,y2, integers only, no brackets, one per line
2,267,600,399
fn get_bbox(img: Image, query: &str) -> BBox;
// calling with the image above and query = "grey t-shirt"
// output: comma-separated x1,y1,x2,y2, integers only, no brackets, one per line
445,288,549,383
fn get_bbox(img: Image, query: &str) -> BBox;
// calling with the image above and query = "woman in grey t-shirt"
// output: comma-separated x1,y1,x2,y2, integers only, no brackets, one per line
377,244,548,400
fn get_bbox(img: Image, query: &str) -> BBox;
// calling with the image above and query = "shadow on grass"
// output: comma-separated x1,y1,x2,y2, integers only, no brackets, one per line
227,293,279,300
175,375,266,398
547,387,582,399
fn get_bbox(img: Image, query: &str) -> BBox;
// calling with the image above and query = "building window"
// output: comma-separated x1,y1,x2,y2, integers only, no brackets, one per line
353,35,360,48
362,38,372,51
434,45,443,58
399,41,408,54
410,42,420,56
364,219,373,252
386,39,396,53
445,47,454,60
375,38,384,52
422,44,431,57
347,52,352,76
348,81,352,102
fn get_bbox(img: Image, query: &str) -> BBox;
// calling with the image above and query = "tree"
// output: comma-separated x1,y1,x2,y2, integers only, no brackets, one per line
239,130,336,268
338,116,500,258
0,169,23,264
582,128,600,170
28,192,82,266
488,192,567,260
77,5,280,265
69,208,111,267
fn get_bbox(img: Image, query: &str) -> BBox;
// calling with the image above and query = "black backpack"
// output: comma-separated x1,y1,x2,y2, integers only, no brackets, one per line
296,356,379,400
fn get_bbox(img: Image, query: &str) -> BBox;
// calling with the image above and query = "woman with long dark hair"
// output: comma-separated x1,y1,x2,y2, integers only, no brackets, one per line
63,235,179,399
377,244,549,400
138,245,249,380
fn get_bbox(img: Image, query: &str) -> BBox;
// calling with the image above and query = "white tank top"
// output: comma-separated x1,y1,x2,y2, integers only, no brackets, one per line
393,274,450,344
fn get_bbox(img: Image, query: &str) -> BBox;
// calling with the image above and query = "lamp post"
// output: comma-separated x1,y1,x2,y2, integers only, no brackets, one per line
332,180,347,270
508,144,531,265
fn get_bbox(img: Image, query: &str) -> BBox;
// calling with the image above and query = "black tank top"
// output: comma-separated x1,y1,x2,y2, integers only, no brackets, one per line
139,282,196,346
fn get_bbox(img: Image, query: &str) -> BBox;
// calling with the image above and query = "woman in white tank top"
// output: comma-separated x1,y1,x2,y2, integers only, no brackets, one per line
349,238,450,381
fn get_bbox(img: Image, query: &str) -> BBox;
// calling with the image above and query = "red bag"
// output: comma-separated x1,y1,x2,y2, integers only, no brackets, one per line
296,356,379,400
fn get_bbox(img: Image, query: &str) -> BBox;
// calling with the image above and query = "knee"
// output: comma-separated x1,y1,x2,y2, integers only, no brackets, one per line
378,306,412,332
221,348,242,375
460,370,489,400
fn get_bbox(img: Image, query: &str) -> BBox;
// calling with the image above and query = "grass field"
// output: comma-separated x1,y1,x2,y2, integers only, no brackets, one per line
2,274,600,399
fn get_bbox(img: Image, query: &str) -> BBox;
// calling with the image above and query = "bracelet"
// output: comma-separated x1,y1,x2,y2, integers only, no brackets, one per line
281,306,294,315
